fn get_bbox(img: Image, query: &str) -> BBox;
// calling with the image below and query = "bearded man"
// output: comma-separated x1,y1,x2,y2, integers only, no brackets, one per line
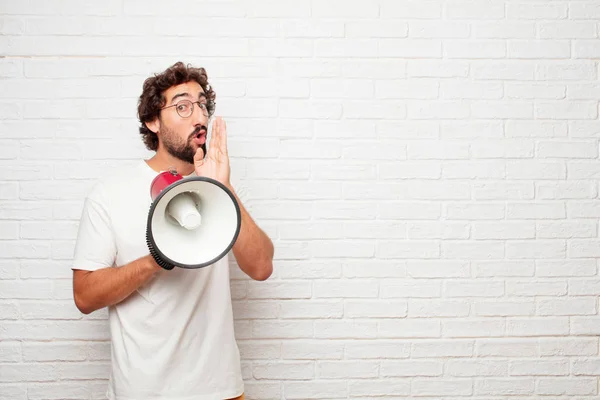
72,61,274,400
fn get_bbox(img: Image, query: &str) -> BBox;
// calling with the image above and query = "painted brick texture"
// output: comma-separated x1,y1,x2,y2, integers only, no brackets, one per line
1,1,599,399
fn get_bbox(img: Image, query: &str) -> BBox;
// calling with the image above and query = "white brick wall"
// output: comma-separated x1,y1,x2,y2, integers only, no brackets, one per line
1,0,599,399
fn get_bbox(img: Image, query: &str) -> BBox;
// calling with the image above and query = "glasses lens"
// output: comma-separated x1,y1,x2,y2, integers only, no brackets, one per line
176,100,193,118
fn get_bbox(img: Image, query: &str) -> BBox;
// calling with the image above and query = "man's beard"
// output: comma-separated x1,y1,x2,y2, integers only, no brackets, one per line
160,125,206,165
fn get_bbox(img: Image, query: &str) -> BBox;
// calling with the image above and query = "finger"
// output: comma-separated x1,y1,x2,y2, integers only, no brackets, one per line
216,117,224,147
211,117,220,153
215,117,224,157
194,147,205,163
221,118,228,155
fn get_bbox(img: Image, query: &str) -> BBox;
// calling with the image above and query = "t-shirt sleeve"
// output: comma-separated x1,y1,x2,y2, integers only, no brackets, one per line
229,173,252,212
72,185,117,271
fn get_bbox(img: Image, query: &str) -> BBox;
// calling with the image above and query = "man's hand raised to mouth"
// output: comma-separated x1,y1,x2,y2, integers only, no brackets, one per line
194,116,231,189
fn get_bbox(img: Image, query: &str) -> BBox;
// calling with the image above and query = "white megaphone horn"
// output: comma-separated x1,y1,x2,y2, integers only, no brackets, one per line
146,169,241,270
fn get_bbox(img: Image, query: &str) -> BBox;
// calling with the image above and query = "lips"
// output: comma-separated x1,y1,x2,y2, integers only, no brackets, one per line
191,129,207,146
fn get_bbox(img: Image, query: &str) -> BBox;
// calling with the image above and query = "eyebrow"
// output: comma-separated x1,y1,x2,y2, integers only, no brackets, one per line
170,92,207,105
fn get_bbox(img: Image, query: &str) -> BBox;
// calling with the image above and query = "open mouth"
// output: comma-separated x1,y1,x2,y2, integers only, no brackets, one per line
191,128,207,145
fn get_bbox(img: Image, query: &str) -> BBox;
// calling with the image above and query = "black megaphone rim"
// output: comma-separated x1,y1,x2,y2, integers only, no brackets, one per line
146,176,242,270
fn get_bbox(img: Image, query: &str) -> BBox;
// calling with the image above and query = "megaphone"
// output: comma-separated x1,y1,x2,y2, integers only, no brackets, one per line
146,169,241,270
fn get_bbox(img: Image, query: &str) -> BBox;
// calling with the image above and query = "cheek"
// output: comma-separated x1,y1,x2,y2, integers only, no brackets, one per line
162,120,189,140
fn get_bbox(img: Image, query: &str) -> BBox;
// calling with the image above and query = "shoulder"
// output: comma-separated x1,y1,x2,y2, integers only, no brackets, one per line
85,161,149,206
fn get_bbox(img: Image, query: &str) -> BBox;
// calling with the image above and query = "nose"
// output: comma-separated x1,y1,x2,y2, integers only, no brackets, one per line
191,102,207,125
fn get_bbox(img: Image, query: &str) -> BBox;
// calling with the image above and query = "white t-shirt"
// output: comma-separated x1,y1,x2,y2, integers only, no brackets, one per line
72,160,244,400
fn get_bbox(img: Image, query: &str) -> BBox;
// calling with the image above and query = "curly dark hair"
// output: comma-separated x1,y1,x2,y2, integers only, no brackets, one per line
137,61,216,151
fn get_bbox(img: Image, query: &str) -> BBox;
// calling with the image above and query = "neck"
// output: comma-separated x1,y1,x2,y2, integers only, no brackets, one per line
146,148,194,176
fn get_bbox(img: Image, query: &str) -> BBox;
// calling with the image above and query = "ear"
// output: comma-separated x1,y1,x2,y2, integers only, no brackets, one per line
145,117,160,134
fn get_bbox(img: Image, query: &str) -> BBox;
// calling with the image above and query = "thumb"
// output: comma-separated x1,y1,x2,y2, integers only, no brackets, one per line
194,147,205,164
193,148,205,173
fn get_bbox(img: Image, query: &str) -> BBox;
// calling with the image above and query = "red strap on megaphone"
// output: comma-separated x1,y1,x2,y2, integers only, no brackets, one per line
150,170,183,200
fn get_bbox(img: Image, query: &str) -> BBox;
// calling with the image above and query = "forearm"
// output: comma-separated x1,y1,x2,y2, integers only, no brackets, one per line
228,185,274,281
73,255,161,314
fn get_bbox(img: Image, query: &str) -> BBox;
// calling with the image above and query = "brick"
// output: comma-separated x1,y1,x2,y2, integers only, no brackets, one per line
380,1,442,19
379,320,441,338
282,341,343,360
473,22,536,38
574,40,600,58
536,260,596,277
232,301,278,320
347,21,408,38
409,21,469,38
412,379,473,396
537,298,597,316
446,0,504,19
316,39,377,58
344,300,408,318
349,380,410,397
314,280,378,299
407,222,470,240
507,2,567,19
539,22,597,39
381,360,442,377
474,261,534,277
242,383,281,400
506,317,569,336
474,300,535,317
508,40,571,59
380,39,442,58
447,359,508,377
345,341,410,359
0,342,20,363
237,340,280,360
472,61,535,80
506,240,566,259
444,40,506,59
572,358,600,376
0,384,26,400
506,280,567,296
408,60,468,78
471,140,534,158
317,361,378,379
442,242,505,260
279,301,342,319
446,203,506,220
476,339,538,357
537,378,597,395
443,319,506,338
440,121,503,138
0,364,57,382
475,378,534,395
413,340,474,357
381,280,441,298
571,317,600,335
27,382,90,400
315,320,377,339
277,261,342,279
539,338,598,356
569,279,600,295
252,321,313,339
537,182,597,200
253,361,314,380
506,83,566,100
410,300,470,317
281,20,343,38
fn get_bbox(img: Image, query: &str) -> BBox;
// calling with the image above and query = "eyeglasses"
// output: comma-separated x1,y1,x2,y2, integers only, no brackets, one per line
161,100,209,118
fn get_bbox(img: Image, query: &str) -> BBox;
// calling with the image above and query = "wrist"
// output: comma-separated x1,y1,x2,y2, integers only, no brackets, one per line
143,254,163,274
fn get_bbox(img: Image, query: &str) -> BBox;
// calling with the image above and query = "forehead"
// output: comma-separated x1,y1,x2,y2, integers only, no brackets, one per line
163,81,205,102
